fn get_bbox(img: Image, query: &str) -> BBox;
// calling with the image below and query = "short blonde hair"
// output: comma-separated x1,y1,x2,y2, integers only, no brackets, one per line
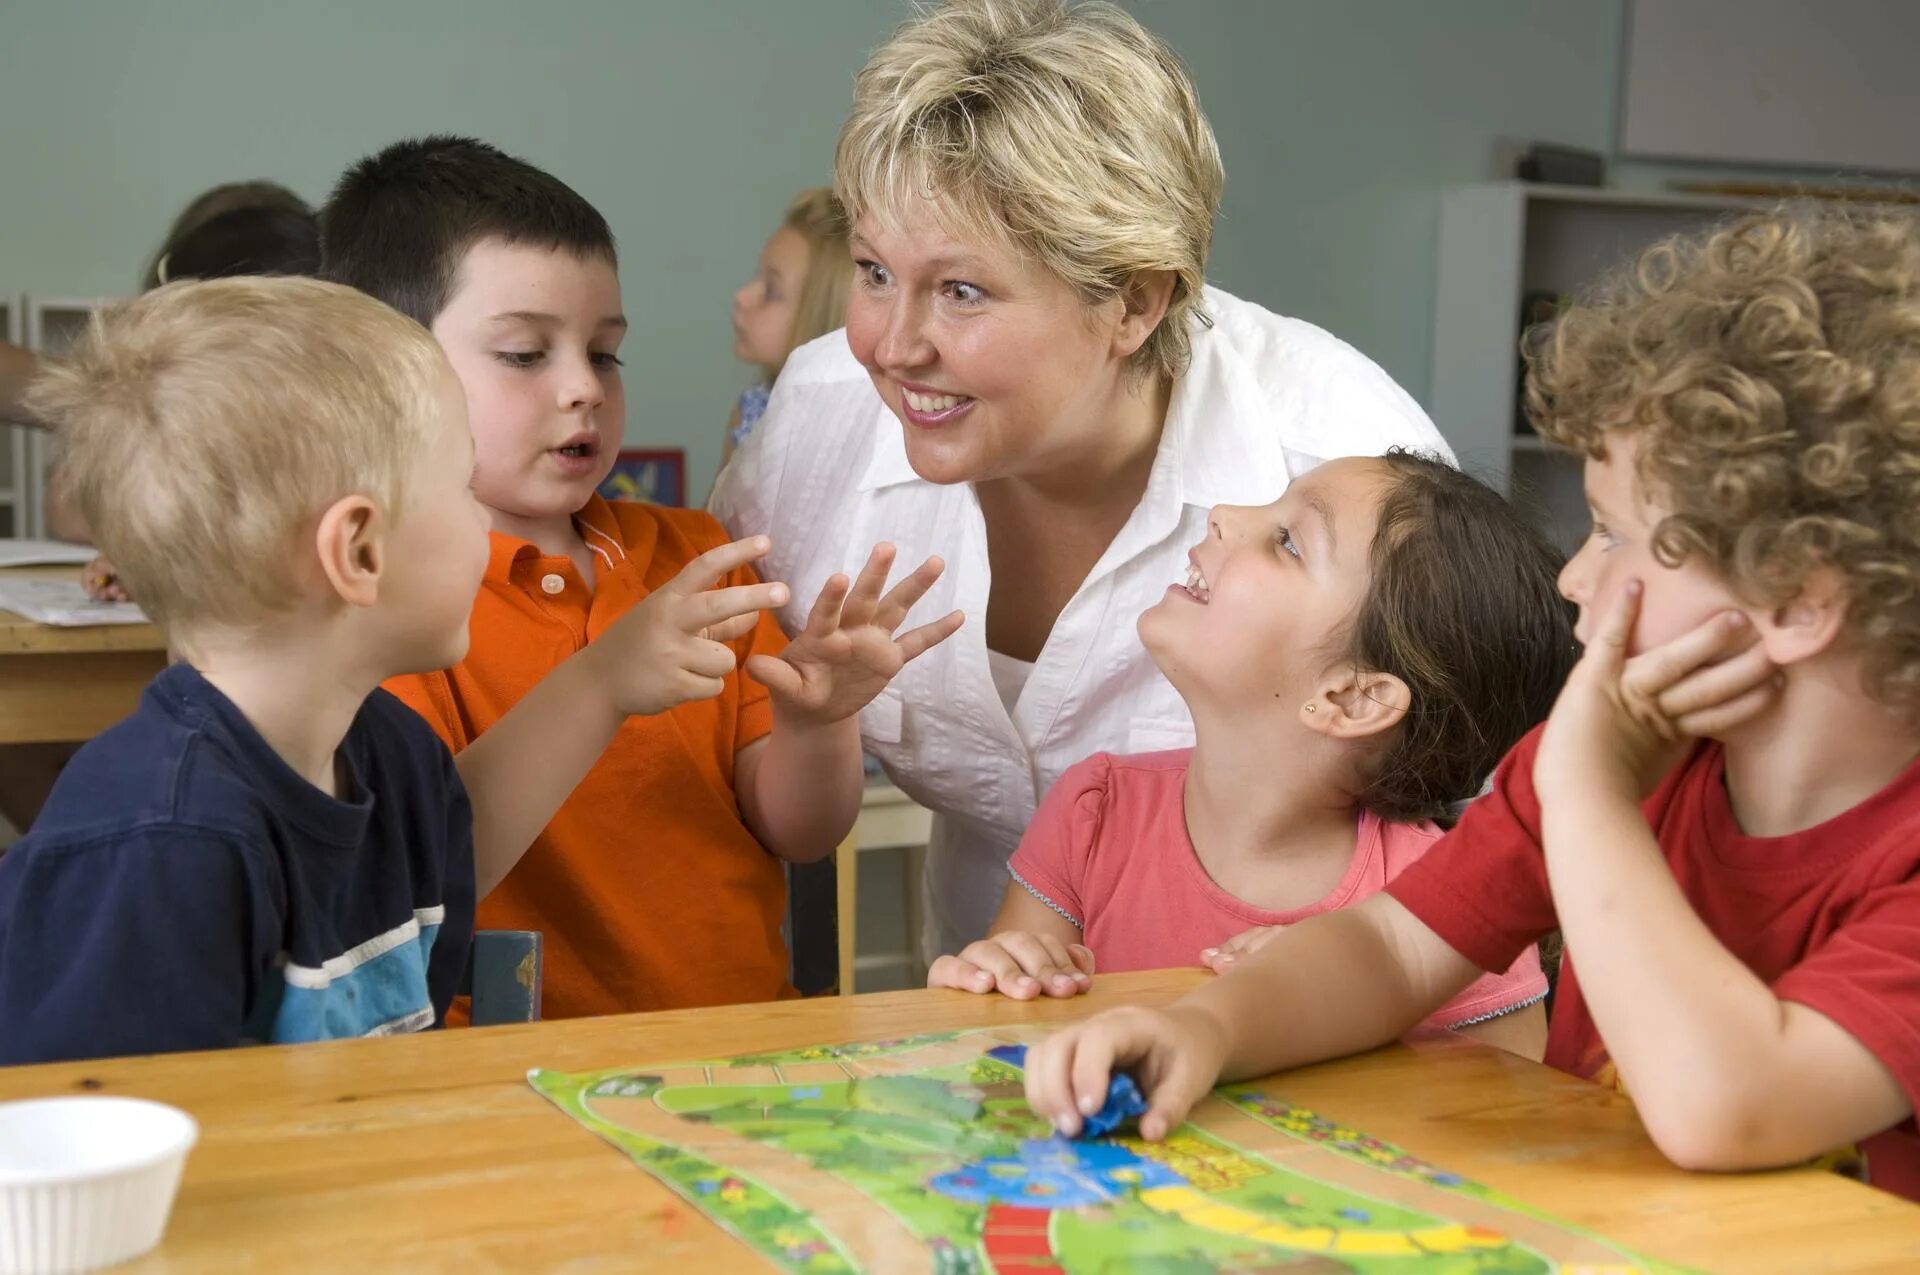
835,0,1223,380
1526,207,1920,720
29,277,448,636
778,186,853,375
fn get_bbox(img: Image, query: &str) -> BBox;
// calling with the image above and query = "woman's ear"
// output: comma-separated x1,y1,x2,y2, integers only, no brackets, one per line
313,495,385,609
1300,665,1411,742
1111,270,1177,361
1756,566,1850,667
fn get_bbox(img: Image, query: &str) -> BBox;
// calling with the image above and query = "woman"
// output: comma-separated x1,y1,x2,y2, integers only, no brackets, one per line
713,0,1449,960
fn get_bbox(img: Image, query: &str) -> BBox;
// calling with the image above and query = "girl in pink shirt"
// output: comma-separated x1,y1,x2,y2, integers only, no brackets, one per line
928,452,1574,1052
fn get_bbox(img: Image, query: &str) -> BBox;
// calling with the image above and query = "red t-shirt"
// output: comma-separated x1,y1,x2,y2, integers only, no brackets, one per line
1388,725,1920,1199
1007,750,1547,1030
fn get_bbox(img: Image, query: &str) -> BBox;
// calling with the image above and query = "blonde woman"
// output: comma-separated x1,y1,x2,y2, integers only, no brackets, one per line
724,187,853,464
712,0,1450,960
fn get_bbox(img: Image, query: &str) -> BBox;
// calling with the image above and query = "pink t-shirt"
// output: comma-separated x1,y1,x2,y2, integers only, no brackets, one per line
1006,750,1547,1030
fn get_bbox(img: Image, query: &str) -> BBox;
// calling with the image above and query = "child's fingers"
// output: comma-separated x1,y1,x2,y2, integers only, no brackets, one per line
702,611,760,645
997,931,1091,997
665,536,772,595
954,939,1043,1000
684,640,739,680
800,573,852,641
1066,943,1097,977
687,581,790,630
927,955,992,993
743,652,805,700
1654,636,1776,721
1579,580,1642,678
675,672,728,703
838,543,897,631
873,555,947,631
1673,674,1784,738
893,611,966,663
1623,609,1756,702
1138,1055,1208,1143
1023,1027,1101,1135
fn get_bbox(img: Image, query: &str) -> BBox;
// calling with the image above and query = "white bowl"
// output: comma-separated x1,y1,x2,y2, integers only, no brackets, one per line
0,1097,198,1274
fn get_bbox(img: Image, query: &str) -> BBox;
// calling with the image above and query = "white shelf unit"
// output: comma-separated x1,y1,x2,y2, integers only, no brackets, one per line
2,296,114,541
1430,182,1760,554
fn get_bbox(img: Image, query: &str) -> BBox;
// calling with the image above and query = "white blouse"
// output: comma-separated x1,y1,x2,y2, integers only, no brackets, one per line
711,286,1449,959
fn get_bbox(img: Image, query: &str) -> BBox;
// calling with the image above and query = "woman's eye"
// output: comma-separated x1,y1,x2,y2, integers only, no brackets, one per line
856,260,892,289
494,351,542,369
945,281,984,304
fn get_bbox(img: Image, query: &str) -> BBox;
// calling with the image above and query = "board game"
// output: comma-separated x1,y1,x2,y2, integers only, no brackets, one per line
529,1027,1680,1274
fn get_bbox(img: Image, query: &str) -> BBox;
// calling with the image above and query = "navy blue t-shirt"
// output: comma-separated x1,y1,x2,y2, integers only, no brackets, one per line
0,663,475,1064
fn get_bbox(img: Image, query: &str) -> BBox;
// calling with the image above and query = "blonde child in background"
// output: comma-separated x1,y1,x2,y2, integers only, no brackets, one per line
0,277,787,1063
1023,209,1920,1202
931,451,1570,1056
723,187,851,465
321,137,961,1019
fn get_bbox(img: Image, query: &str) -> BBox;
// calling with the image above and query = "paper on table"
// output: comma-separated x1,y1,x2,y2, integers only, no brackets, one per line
0,539,99,568
0,577,150,626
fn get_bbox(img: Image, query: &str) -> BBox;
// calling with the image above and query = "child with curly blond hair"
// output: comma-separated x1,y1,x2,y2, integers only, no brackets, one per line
1022,207,1920,1201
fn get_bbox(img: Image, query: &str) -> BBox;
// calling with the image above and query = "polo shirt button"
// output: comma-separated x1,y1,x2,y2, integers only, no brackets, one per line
540,573,566,595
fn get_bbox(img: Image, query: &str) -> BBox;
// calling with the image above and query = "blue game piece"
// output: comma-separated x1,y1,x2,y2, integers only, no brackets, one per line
985,1044,1149,1139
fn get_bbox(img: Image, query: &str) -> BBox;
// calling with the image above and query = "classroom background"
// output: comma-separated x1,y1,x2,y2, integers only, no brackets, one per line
6,0,1905,499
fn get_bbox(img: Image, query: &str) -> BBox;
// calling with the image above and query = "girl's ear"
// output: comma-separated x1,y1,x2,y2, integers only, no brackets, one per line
313,495,384,609
1755,565,1849,667
1111,270,1176,361
1300,665,1410,741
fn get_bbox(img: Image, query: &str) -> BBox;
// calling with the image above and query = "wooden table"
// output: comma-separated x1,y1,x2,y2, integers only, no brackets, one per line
0,565,165,744
2,971,1917,1273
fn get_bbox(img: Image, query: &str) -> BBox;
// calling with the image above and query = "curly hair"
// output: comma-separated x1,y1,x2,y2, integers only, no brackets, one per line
1525,207,1920,720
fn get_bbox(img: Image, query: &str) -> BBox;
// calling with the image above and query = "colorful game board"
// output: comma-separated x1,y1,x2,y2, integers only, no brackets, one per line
529,1027,1681,1274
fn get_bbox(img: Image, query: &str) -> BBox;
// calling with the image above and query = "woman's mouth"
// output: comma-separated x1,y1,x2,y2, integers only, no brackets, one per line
898,386,975,428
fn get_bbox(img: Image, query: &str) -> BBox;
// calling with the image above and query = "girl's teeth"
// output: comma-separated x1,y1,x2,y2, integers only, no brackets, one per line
904,389,965,413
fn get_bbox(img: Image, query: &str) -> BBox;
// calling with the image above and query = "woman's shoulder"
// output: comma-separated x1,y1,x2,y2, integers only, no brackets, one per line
1192,287,1444,454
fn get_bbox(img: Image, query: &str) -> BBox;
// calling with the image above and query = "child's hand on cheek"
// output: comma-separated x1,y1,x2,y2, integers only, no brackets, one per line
928,931,1095,999
589,536,790,717
747,543,964,726
1535,580,1782,807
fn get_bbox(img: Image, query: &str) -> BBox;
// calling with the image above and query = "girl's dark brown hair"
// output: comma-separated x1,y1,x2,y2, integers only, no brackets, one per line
1346,450,1576,823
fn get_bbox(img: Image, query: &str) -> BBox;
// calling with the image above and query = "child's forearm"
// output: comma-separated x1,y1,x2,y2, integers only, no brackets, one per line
736,709,863,863
1182,898,1471,1082
456,653,624,897
1542,788,1906,1168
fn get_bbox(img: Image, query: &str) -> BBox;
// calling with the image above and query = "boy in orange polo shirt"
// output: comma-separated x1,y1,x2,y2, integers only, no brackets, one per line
320,136,961,1016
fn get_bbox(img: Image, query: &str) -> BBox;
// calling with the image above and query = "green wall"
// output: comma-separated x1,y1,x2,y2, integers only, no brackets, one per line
0,1,1665,493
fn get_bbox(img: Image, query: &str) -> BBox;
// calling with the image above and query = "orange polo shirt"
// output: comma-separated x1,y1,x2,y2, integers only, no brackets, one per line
383,494,795,1018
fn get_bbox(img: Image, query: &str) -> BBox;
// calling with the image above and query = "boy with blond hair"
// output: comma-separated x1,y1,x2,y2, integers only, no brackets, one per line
321,137,960,1017
0,277,783,1063
1025,208,1920,1200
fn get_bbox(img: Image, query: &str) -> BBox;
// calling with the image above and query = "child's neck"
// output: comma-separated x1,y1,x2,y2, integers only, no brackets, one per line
487,506,596,585
1181,712,1360,912
187,622,378,799
1720,660,1920,837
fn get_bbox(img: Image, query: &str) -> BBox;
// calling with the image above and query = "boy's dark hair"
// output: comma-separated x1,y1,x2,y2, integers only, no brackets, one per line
160,205,320,285
318,135,616,327
1347,451,1576,824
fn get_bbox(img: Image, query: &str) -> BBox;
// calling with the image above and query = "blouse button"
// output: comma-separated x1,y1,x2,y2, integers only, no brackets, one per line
540,573,566,595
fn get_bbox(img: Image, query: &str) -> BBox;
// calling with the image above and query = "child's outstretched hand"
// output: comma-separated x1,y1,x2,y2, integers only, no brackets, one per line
1200,925,1283,973
928,932,1095,1000
588,535,790,717
1535,581,1781,805
1023,1004,1230,1141
82,553,130,603
746,543,964,725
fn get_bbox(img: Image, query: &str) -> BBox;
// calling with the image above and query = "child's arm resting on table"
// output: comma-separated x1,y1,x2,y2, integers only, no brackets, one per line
1025,892,1481,1139
735,543,963,863
928,886,1095,1000
1533,583,1911,1171
457,537,788,897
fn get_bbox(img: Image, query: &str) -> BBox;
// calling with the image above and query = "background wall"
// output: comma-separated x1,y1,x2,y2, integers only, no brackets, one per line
0,1,1854,493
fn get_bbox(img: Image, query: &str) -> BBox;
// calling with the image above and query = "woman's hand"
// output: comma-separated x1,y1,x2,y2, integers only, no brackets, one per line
928,930,1094,1000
